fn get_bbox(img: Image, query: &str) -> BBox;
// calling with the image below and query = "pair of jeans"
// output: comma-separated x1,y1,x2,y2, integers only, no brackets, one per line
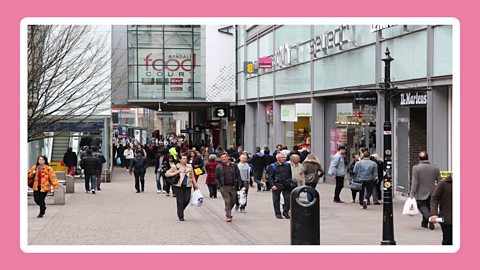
272,184,291,217
134,171,146,192
85,174,97,191
440,223,453,245
96,172,102,190
33,191,48,215
173,186,191,218
417,196,431,225
334,176,345,201
253,170,264,191
305,182,318,202
156,171,164,191
359,180,375,205
220,186,237,218
207,184,217,198
235,180,250,209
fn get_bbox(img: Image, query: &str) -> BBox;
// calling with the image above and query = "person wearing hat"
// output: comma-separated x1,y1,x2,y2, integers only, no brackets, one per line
129,149,149,193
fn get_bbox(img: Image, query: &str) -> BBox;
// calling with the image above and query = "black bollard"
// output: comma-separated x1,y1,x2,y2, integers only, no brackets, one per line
290,186,320,245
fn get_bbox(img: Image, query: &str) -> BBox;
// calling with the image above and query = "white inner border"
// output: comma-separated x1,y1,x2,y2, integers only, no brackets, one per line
20,17,460,253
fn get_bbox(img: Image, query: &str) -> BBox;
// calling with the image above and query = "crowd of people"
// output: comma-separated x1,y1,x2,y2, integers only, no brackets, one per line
28,137,452,245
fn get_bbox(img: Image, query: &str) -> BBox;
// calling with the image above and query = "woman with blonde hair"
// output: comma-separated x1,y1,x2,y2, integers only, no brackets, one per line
27,156,59,218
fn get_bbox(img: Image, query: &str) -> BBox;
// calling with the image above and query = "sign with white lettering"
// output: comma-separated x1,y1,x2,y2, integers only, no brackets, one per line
281,104,297,122
395,92,428,107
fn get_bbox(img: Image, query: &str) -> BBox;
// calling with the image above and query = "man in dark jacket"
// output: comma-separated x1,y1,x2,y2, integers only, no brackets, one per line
215,152,241,222
92,146,106,191
80,149,102,194
430,174,452,245
249,146,266,191
266,153,293,219
130,150,149,193
63,147,78,176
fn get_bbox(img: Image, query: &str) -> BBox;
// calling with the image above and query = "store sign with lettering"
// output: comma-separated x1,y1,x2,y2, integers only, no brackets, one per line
371,25,396,32
397,92,428,106
310,25,352,57
274,44,292,68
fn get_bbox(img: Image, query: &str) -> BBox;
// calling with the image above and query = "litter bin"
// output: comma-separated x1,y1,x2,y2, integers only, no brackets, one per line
290,186,320,245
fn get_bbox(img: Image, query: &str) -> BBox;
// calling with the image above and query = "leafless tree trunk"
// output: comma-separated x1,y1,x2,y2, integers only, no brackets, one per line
28,25,119,142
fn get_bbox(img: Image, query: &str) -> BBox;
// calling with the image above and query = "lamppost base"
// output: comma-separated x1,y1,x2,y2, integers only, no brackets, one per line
381,240,397,245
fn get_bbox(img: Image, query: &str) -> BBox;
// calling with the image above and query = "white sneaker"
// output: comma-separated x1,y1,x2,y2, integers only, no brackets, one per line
161,190,166,193
157,190,162,193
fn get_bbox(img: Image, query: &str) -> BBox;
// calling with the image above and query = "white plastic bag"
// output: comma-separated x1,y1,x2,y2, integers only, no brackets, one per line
402,197,419,216
280,193,285,205
237,188,247,206
190,189,204,207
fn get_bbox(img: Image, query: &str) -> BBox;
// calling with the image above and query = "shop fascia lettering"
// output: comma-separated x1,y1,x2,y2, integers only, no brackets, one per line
400,92,427,106
310,25,352,58
143,52,196,77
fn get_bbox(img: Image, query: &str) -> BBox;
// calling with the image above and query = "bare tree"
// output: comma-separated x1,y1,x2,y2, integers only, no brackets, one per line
28,25,120,142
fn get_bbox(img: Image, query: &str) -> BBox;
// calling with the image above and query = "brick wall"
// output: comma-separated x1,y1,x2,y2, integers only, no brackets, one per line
409,107,427,179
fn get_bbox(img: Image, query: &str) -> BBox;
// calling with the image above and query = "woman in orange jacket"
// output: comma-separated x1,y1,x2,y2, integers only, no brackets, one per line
28,156,59,218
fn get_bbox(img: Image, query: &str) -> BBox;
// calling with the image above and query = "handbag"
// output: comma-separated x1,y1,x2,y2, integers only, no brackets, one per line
194,167,205,176
165,174,180,185
349,179,363,191
283,179,298,191
28,176,34,188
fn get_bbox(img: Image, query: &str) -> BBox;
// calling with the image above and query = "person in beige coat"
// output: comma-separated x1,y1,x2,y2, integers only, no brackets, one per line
164,154,197,221
289,154,305,186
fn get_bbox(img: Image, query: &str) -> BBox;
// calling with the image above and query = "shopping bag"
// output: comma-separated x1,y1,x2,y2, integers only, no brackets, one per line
116,157,121,165
237,188,247,206
402,197,419,216
190,189,204,206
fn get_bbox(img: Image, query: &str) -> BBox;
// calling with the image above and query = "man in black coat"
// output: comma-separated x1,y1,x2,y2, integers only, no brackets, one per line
80,149,102,194
130,150,149,193
92,146,106,191
63,147,78,176
266,153,293,219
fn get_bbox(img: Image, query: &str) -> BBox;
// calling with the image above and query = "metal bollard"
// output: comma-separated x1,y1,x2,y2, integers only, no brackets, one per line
290,186,320,245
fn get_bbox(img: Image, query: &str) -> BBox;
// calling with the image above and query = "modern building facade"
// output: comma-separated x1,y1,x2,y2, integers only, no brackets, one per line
111,25,241,148
238,25,453,193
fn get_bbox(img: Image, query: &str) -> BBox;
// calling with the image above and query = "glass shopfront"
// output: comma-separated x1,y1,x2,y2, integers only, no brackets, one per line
333,102,377,162
127,25,202,100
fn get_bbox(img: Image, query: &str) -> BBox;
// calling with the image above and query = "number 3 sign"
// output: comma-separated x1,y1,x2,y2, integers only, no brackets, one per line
215,108,226,118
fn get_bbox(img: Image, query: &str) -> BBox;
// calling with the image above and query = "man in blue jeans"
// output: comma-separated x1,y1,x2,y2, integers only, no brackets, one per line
80,149,102,194
328,145,347,203
353,151,378,209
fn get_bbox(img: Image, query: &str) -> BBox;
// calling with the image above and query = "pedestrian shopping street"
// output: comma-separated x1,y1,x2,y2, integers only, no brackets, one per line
27,167,441,245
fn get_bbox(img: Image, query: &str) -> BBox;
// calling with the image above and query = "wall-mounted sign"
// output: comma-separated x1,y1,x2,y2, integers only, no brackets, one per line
395,92,428,107
295,103,312,117
281,104,297,122
336,103,353,117
214,107,227,118
310,25,352,57
354,93,378,105
258,57,273,68
244,61,257,74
